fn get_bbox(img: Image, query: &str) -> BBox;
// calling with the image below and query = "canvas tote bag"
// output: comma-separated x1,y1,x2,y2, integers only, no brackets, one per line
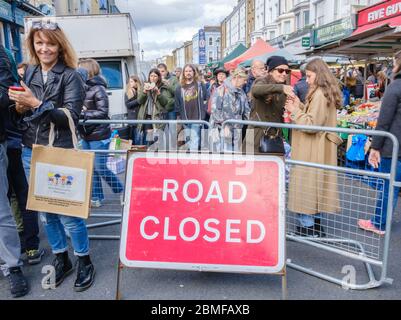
27,108,94,219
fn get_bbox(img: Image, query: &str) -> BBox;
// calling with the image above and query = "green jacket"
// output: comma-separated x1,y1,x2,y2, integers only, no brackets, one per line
136,83,174,131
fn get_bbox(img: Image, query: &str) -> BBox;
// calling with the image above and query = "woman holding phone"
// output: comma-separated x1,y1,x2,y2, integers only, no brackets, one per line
8,19,95,292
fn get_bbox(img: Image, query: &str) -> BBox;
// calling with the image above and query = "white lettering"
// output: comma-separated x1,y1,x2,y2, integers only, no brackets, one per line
203,218,220,242
163,217,177,240
246,220,266,244
162,179,179,202
228,181,247,204
205,181,224,203
226,220,241,243
140,216,159,240
179,217,200,241
182,180,203,203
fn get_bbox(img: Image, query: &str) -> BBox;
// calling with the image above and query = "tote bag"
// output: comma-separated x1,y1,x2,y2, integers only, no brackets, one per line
27,108,94,219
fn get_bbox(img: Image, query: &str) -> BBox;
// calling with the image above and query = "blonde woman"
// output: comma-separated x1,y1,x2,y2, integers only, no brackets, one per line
124,75,142,144
8,19,95,292
285,58,343,237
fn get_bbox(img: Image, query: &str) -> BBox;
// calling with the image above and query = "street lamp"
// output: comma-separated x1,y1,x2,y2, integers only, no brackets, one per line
141,49,144,61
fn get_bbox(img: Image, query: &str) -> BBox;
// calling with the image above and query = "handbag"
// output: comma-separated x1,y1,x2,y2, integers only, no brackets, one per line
26,108,94,219
259,128,285,154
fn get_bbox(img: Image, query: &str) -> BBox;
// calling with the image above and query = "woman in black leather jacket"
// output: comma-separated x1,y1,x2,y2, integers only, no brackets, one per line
77,58,123,208
8,20,95,292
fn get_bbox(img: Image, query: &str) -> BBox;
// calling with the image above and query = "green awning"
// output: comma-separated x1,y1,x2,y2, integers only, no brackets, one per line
209,44,248,69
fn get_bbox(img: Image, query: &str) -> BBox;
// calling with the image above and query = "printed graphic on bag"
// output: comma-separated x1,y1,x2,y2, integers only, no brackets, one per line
34,162,87,202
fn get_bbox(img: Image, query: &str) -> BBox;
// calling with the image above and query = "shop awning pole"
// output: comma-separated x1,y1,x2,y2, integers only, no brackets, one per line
363,59,368,101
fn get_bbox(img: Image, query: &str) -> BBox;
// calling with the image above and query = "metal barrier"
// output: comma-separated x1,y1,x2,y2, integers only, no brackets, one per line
223,120,398,290
79,118,398,290
79,119,211,240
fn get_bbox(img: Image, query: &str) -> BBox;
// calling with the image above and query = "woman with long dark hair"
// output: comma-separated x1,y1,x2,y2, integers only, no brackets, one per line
285,58,343,237
136,68,174,145
8,19,95,292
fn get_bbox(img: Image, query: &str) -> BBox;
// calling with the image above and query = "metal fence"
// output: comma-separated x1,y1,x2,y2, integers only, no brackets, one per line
80,119,398,290
223,120,398,290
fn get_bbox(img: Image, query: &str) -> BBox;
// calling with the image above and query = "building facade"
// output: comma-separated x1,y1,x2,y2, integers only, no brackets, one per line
0,0,44,63
52,0,117,15
221,0,247,56
247,0,383,57
192,26,221,66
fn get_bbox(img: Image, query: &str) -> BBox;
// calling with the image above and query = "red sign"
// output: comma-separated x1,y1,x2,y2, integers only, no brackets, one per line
358,0,401,27
120,153,285,274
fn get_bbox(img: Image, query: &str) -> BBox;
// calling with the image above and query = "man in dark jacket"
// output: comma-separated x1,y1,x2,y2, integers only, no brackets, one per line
175,64,208,151
0,44,29,298
359,51,401,235
243,60,266,99
294,64,308,103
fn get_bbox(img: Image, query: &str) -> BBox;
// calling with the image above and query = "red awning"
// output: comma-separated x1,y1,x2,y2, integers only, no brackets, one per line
224,39,276,71
352,14,401,36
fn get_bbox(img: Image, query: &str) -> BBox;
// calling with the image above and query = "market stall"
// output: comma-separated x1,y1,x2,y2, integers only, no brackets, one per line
305,0,401,166
224,39,276,71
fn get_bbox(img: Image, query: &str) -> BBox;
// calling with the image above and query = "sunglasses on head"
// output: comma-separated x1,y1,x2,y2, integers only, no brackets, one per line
274,68,291,74
32,20,59,31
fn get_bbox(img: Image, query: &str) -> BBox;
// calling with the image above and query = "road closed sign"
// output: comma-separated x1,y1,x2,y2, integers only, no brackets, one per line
120,153,286,274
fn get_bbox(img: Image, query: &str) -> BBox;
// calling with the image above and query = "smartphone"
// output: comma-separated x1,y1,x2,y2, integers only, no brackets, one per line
9,86,25,92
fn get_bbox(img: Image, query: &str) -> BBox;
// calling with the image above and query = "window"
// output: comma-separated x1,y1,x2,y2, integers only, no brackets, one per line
209,37,213,46
303,10,310,26
283,21,291,34
295,13,301,30
98,61,123,89
269,31,275,40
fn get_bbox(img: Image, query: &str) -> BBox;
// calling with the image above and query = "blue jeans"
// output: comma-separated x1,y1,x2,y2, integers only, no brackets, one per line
21,146,90,256
130,126,143,146
372,157,401,231
184,124,201,151
167,111,177,120
81,139,124,202
298,213,321,227
0,142,22,273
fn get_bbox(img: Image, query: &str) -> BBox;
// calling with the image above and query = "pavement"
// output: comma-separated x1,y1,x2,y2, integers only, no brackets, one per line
1,179,401,300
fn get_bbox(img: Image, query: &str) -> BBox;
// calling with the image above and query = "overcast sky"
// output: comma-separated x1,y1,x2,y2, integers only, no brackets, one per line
115,0,237,61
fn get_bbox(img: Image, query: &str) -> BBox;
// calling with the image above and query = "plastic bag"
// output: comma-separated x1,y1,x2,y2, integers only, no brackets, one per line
346,134,367,162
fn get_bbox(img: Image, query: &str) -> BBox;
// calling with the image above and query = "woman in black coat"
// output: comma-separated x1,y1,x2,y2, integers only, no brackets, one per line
77,58,123,208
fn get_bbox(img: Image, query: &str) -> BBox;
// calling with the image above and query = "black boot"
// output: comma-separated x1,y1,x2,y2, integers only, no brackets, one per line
52,251,74,287
74,255,95,292
314,218,326,238
8,267,29,298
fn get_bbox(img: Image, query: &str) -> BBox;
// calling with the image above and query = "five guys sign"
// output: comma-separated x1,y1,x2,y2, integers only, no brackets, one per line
120,153,285,274
358,0,401,27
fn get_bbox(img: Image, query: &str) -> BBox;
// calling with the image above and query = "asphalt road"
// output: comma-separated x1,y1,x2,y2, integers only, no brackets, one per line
1,180,401,300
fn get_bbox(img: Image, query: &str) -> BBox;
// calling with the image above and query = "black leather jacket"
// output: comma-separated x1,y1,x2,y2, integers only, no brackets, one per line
14,61,85,149
0,45,16,142
78,76,110,141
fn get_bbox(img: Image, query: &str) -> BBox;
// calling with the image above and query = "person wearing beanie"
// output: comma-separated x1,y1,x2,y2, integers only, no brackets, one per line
243,56,295,154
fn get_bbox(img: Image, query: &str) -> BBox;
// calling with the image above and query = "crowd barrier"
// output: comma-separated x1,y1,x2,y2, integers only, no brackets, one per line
79,119,398,290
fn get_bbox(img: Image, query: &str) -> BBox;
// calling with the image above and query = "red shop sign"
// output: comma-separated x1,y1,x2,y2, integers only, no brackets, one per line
119,153,286,274
358,0,401,27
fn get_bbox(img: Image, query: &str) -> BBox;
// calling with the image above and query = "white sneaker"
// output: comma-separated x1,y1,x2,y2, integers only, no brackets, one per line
91,200,102,208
